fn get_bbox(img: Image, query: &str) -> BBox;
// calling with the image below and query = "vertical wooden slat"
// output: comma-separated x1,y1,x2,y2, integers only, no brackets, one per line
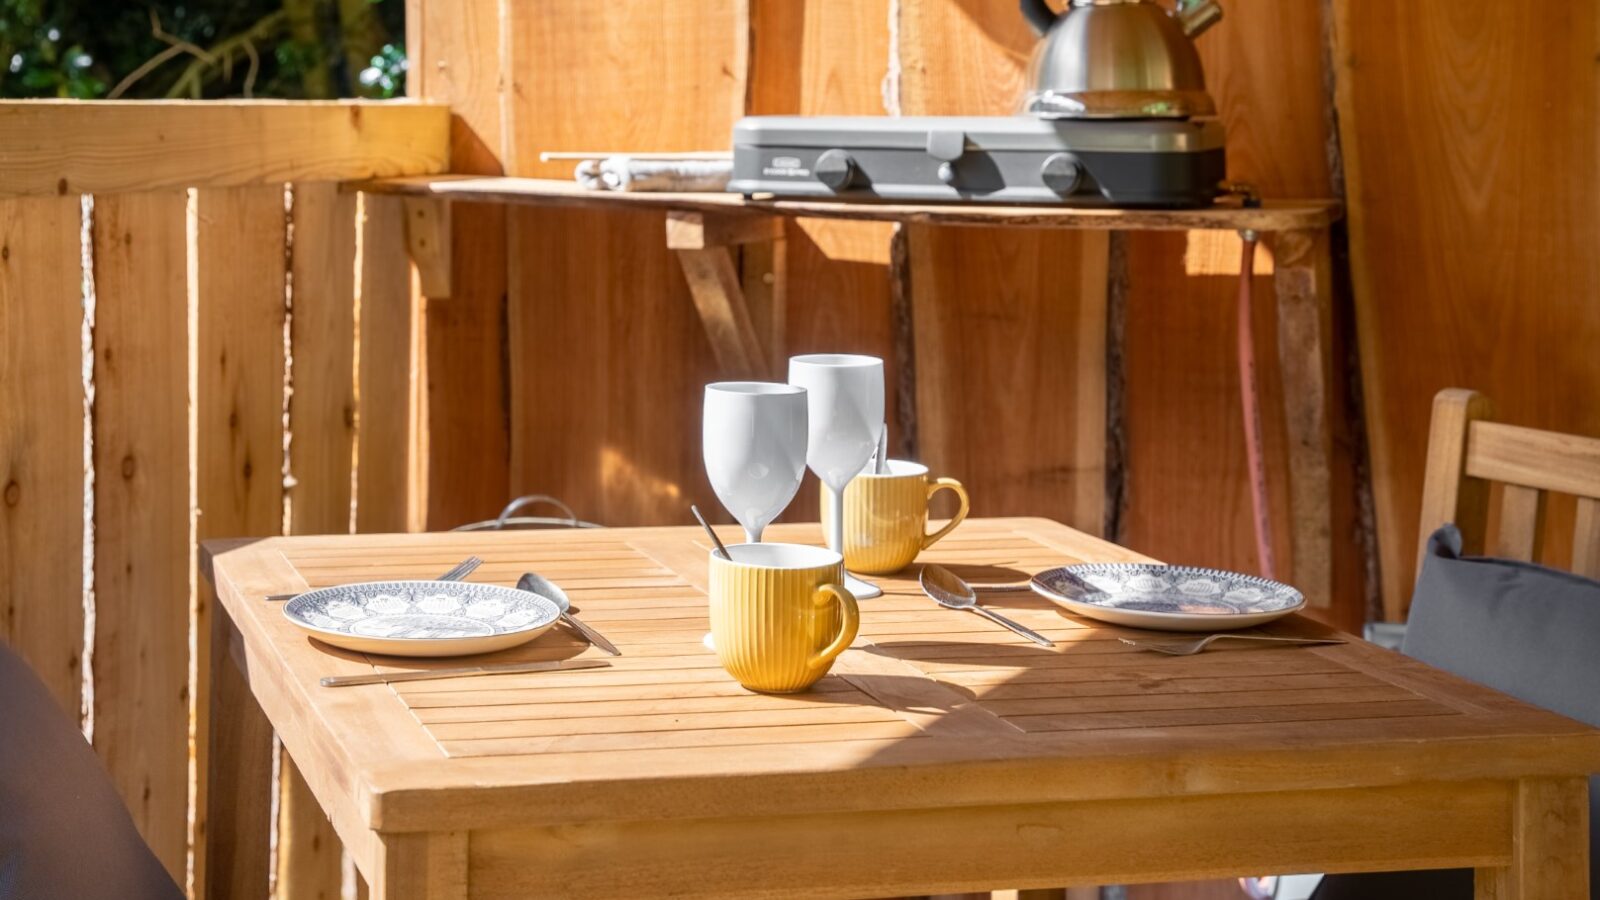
355,193,425,534
289,182,358,536
748,0,898,526
412,0,510,531
1413,389,1495,613
279,181,357,900
0,195,85,717
898,1,1108,535
90,190,191,881
1571,496,1600,581
194,184,287,900
1491,484,1546,563
503,0,742,526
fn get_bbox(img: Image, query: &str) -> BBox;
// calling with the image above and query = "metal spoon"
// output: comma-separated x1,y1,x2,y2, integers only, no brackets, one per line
919,564,1054,647
516,572,621,656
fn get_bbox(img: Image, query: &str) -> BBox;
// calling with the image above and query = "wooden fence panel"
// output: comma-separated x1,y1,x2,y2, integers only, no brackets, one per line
194,184,289,900
356,193,426,534
0,195,86,716
279,181,359,900
90,190,192,881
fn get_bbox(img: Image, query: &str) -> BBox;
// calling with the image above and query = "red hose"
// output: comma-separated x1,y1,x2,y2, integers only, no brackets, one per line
1237,231,1277,579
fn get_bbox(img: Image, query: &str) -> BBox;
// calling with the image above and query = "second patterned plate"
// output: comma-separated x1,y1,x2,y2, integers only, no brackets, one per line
1030,563,1305,632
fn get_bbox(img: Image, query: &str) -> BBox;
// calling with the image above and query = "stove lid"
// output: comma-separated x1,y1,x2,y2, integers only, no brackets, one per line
732,115,1225,154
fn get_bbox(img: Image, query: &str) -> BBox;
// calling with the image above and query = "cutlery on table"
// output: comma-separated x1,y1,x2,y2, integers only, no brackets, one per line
1118,634,1345,656
920,564,1054,648
320,657,610,688
266,556,484,602
517,572,621,656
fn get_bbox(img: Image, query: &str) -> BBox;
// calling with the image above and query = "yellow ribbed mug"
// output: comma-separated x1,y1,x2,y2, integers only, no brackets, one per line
819,460,971,574
708,543,860,693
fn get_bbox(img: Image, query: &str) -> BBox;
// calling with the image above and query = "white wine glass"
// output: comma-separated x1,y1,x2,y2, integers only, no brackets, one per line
788,354,885,599
702,382,809,543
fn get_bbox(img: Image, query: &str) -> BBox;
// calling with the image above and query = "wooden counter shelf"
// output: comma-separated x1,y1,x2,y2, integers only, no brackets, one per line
348,174,1340,232
348,173,1345,618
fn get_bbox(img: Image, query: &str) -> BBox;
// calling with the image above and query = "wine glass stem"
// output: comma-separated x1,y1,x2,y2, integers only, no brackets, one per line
826,486,846,555
744,525,762,543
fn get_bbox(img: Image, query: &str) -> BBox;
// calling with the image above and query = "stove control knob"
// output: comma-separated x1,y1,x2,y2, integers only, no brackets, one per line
814,150,858,191
1041,152,1084,196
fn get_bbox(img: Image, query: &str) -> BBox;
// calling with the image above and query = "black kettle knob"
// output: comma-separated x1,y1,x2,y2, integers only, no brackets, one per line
814,149,858,191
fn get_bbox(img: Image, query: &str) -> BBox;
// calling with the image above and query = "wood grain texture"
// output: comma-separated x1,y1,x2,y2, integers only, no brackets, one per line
290,183,358,535
1121,0,1360,631
193,185,287,900
0,101,448,196
89,190,190,880
1332,0,1600,618
502,0,743,526
409,0,511,531
1414,389,1495,604
1475,777,1592,900
899,0,1109,538
352,176,1336,232
0,195,85,715
355,193,425,533
282,181,357,900
200,518,1600,898
278,757,343,900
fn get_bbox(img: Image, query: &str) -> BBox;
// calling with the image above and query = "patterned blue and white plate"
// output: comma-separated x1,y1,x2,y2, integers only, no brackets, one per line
1030,564,1305,632
284,581,561,657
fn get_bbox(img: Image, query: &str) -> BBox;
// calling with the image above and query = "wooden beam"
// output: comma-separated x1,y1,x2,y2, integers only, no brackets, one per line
402,197,452,298
674,246,768,380
1272,228,1336,609
0,100,449,197
666,210,784,249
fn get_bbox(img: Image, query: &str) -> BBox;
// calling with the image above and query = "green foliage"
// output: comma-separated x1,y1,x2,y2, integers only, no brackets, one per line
0,0,405,99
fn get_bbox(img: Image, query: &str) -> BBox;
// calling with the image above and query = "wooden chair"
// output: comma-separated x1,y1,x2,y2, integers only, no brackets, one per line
1408,387,1600,617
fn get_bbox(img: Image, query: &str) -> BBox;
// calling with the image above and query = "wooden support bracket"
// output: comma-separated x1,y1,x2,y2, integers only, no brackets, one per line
667,211,785,380
402,197,452,298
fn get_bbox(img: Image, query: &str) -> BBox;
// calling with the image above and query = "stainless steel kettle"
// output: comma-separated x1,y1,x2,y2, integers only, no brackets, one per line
1020,0,1224,120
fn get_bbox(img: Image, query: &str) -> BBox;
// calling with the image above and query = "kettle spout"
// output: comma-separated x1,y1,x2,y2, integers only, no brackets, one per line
1020,0,1059,37
1177,0,1224,38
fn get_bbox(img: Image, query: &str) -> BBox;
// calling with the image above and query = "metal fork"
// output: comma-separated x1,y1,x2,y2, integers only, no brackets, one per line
1118,634,1345,656
266,556,483,602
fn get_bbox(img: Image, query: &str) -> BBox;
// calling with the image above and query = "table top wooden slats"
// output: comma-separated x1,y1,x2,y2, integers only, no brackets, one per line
203,518,1600,838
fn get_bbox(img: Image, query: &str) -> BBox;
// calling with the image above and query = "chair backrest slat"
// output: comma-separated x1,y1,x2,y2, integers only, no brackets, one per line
1491,484,1547,562
1573,497,1600,581
1410,389,1600,620
1465,421,1600,497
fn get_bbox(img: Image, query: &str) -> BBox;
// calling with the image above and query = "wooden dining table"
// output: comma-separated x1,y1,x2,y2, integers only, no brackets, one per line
200,518,1599,899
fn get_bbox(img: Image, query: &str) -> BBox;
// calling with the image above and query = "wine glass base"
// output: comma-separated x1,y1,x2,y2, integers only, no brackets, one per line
844,572,883,599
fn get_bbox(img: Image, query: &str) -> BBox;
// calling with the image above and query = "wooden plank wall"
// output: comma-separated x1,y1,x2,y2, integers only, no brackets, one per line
425,0,1363,631
0,100,441,897
1332,0,1600,619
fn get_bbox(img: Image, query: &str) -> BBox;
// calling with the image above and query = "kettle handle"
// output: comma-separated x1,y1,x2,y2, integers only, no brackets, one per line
1020,0,1058,36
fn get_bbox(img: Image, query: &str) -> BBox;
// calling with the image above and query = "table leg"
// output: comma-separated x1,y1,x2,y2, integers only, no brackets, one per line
371,832,468,900
1475,777,1590,899
1271,228,1335,609
201,602,275,900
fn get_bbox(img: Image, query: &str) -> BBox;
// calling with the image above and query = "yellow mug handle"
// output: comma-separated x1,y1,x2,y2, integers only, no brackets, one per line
922,477,970,550
806,583,860,675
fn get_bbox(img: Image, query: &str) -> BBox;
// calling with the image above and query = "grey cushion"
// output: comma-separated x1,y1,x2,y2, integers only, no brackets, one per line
1316,525,1600,899
0,640,183,900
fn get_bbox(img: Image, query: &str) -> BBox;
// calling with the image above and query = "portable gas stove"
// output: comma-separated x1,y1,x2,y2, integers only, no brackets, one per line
730,0,1230,209
728,115,1225,208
